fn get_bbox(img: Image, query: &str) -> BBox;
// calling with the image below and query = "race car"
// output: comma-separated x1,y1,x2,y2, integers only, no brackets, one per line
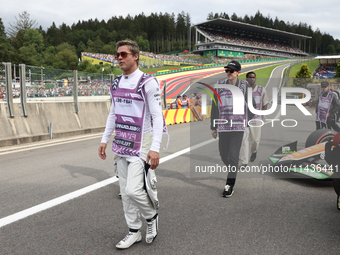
269,129,340,210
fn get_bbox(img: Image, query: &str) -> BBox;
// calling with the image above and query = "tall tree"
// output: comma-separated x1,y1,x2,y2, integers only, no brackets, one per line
102,42,116,54
0,18,12,62
22,28,44,53
19,28,44,66
76,41,86,58
336,44,340,54
54,43,78,70
0,18,6,38
43,46,56,67
7,11,38,38
207,12,214,20
46,22,58,47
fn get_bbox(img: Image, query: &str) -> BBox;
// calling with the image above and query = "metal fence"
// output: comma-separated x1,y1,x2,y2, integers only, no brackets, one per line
0,63,6,101
0,63,114,117
20,65,113,98
0,64,113,99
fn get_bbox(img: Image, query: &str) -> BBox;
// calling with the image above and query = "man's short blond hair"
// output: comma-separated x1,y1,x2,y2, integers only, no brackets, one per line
116,40,139,65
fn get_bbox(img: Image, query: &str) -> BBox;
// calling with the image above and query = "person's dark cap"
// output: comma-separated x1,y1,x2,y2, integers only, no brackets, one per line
183,94,187,97
177,95,181,98
321,81,329,88
224,60,241,71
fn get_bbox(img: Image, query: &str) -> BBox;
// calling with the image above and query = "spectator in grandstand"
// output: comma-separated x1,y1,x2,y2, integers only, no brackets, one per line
315,81,340,132
181,94,190,109
316,64,337,79
239,72,269,166
176,95,182,109
210,60,255,198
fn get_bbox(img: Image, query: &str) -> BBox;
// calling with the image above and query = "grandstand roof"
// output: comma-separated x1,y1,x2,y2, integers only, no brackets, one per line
315,55,340,64
315,55,340,59
194,19,312,41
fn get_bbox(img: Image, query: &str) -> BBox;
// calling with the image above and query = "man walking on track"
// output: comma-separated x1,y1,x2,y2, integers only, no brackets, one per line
239,72,269,165
98,40,168,249
210,60,255,198
315,81,340,132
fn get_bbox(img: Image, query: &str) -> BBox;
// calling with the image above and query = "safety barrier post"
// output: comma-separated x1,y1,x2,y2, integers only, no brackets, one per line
162,80,167,110
5,62,14,118
73,70,79,114
19,64,28,117
109,74,115,102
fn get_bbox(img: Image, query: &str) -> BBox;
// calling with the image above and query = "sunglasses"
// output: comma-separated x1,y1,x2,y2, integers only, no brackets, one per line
115,52,133,60
225,69,236,74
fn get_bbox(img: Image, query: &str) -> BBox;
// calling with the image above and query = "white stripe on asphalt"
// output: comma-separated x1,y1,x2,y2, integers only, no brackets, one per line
0,133,104,155
0,138,217,228
0,177,118,228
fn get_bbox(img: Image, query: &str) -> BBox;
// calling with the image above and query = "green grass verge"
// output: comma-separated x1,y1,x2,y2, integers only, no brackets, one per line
238,64,282,87
288,59,319,78
285,59,319,87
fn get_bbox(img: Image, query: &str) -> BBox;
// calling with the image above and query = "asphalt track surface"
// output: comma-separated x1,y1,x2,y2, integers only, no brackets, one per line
158,60,290,100
1,64,340,255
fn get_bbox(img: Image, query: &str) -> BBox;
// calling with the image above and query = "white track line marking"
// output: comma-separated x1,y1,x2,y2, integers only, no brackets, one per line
0,138,217,228
0,62,289,227
0,177,118,228
0,134,103,155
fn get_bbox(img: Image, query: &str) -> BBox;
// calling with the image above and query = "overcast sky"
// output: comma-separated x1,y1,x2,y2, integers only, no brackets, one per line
1,0,339,40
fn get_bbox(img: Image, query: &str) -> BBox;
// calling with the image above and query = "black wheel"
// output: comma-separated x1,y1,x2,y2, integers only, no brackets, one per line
305,129,336,148
337,195,340,211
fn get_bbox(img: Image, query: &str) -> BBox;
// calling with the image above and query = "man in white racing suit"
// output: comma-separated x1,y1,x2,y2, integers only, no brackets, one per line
98,40,166,249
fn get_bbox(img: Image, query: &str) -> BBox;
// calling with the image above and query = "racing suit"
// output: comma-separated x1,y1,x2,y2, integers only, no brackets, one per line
101,68,165,230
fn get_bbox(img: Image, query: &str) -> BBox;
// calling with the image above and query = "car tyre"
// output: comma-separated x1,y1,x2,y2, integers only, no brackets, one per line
305,129,336,148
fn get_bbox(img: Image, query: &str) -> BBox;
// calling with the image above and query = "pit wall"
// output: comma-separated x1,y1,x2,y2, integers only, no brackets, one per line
0,102,211,147
0,102,111,147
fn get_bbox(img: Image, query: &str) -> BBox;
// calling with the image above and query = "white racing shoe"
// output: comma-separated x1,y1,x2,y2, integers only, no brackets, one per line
116,230,142,249
146,213,158,244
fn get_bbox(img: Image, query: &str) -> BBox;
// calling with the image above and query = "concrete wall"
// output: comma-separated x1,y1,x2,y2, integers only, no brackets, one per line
0,101,111,147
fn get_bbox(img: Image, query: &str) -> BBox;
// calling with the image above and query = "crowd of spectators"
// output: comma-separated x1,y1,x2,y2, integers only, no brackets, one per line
197,44,295,58
315,64,337,79
0,80,112,100
81,52,118,64
82,51,201,68
0,87,6,100
139,51,190,62
198,28,303,55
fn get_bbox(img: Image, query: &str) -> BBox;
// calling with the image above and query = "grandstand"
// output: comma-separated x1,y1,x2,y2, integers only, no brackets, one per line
81,52,205,68
192,18,311,59
81,52,118,66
